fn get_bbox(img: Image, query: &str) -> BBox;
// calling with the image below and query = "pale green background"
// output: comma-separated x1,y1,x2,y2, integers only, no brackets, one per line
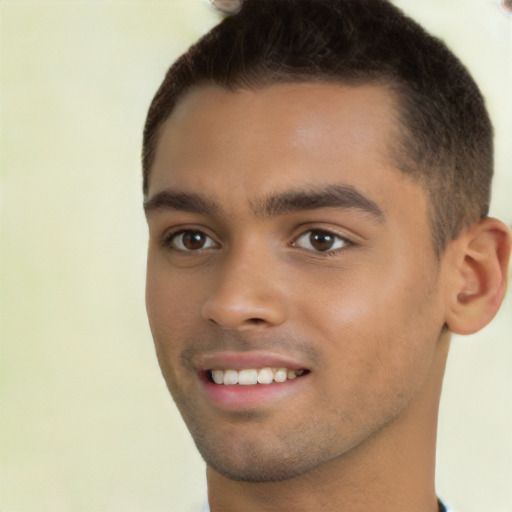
1,1,511,511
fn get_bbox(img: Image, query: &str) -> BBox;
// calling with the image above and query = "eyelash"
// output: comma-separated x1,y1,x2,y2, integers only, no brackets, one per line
292,229,353,255
161,228,218,252
160,227,353,255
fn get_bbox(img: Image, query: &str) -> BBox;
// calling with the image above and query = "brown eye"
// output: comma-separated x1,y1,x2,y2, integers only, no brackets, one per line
294,229,348,252
169,230,216,251
310,231,336,251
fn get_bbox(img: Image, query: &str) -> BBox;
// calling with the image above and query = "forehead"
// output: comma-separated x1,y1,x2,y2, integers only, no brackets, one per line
149,82,417,218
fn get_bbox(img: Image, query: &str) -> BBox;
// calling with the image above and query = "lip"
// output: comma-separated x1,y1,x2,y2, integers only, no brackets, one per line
193,350,309,371
193,351,311,411
200,373,311,411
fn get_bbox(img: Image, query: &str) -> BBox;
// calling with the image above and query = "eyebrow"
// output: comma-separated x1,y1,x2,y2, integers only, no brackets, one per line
255,185,385,221
144,184,385,222
144,190,221,217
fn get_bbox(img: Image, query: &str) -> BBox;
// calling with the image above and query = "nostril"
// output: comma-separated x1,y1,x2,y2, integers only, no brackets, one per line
207,317,266,330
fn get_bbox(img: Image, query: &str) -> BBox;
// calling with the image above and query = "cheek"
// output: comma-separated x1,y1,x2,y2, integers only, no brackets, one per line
307,242,441,333
145,269,201,399
145,261,200,356
294,255,442,389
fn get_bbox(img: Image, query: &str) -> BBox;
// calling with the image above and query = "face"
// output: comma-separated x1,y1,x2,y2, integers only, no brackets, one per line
145,83,448,482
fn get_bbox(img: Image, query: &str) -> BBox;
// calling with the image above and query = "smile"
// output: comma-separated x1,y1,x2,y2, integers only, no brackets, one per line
195,352,312,410
208,367,308,385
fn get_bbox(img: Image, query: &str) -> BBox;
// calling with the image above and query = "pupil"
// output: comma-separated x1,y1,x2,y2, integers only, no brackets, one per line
310,231,334,251
183,232,205,250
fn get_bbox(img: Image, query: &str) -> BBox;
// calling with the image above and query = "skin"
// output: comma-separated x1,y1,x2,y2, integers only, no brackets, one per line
144,83,510,511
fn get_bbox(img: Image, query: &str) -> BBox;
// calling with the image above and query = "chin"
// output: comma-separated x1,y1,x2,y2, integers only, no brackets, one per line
191,425,338,483
202,450,319,483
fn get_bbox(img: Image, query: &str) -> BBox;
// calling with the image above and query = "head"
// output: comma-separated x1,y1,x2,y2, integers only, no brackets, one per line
143,0,494,255
142,0,510,486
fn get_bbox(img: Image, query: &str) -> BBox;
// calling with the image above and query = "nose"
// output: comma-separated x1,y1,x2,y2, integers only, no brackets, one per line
201,245,288,330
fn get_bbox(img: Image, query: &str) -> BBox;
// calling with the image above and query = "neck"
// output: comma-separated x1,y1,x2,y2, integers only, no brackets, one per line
207,335,450,512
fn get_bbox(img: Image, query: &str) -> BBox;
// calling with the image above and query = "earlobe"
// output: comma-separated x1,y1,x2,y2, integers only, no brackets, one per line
445,217,511,335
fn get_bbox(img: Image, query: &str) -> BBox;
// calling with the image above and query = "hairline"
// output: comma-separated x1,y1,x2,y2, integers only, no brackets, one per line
145,74,410,193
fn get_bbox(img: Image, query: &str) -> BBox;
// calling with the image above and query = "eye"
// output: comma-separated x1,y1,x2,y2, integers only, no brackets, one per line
293,229,349,253
166,230,217,252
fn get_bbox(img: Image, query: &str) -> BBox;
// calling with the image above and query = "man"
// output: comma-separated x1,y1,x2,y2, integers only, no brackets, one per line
141,1,511,510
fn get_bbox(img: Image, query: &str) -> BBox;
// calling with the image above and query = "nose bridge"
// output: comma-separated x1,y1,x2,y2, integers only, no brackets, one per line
201,237,287,329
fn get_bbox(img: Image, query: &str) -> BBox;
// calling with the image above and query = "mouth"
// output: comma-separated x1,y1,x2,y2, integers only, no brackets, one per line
206,367,310,386
193,351,312,410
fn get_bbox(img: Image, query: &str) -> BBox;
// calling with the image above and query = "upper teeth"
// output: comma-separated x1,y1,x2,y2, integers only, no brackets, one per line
210,367,305,385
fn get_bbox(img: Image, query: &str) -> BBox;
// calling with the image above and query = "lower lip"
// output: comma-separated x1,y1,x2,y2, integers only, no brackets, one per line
200,374,310,411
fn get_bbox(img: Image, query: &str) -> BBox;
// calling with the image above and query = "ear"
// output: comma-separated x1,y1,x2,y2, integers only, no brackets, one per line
445,217,511,335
